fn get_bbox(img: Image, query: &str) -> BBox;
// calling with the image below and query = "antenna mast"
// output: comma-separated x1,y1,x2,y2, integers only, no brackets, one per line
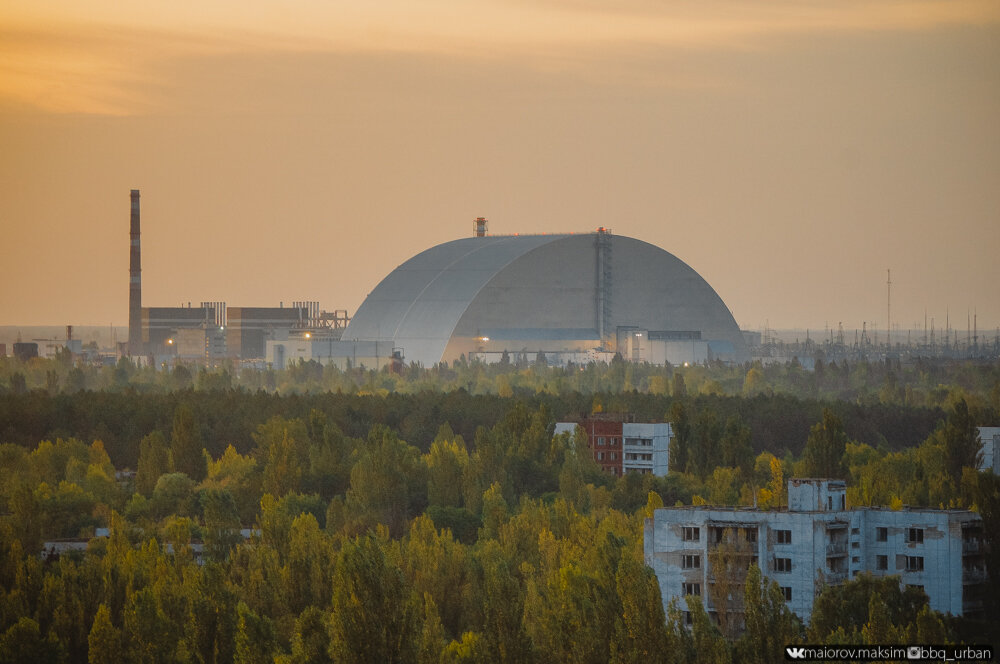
886,269,891,350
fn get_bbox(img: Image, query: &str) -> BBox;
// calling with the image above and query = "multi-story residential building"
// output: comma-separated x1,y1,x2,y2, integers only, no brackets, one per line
644,478,986,625
979,426,1000,474
555,415,671,476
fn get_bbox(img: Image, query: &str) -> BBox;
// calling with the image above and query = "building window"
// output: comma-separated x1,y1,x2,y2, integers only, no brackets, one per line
776,530,792,545
597,437,605,446
851,556,860,563
610,452,617,460
682,554,701,569
852,541,860,549
775,558,792,573
744,528,758,544
851,527,859,535
876,527,887,542
780,587,792,601
906,556,924,572
597,452,604,461
683,527,700,542
683,582,701,596
683,611,693,626
876,555,888,571
907,528,923,544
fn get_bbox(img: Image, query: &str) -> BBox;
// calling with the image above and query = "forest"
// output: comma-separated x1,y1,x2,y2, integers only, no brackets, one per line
0,354,998,663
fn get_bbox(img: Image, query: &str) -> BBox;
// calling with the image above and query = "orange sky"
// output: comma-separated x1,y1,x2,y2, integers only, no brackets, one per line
1,1,998,331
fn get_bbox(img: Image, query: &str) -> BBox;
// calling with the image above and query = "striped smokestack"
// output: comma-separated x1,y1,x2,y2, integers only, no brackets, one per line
128,189,142,355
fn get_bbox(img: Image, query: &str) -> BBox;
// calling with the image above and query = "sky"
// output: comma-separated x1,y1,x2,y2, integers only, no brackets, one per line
1,0,998,334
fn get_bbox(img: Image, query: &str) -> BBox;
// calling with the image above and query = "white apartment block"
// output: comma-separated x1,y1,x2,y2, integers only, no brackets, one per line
979,426,1000,474
622,422,671,475
644,479,986,624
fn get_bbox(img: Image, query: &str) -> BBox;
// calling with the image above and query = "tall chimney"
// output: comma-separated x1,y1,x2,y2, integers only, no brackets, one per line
128,189,142,355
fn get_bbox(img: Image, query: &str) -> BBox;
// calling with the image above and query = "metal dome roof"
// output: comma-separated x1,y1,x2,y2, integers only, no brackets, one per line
343,232,747,366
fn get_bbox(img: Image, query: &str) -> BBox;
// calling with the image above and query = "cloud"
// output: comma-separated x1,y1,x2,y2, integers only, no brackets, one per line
1,0,997,115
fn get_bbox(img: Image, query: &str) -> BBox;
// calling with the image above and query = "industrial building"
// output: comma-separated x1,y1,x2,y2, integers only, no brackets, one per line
644,479,986,625
555,415,672,476
227,305,314,360
124,190,347,365
342,227,749,368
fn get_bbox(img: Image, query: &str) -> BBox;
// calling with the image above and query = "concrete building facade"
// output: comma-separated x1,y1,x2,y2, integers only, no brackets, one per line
644,479,986,625
978,426,1000,474
555,416,671,476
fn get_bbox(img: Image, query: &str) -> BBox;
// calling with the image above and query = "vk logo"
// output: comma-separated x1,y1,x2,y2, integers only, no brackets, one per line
786,647,807,659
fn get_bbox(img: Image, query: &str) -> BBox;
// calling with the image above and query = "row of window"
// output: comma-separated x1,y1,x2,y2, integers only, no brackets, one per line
876,555,924,572
681,526,787,544
624,437,654,447
875,527,924,543
625,453,653,461
680,582,792,602
681,554,925,573
596,452,618,461
677,526,925,546
594,437,620,447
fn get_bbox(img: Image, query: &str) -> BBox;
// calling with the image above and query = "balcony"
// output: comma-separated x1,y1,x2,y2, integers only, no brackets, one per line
825,571,848,585
963,568,987,584
962,540,981,554
826,543,847,557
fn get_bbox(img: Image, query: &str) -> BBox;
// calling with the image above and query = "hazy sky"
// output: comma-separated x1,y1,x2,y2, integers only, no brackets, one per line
2,1,998,333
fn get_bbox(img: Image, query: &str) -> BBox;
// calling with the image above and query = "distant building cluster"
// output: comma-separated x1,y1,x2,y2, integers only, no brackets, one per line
113,191,751,370
555,414,672,477
644,479,987,625
121,190,350,368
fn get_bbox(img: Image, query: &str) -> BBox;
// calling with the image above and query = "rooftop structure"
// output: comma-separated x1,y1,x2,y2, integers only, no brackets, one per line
644,479,986,626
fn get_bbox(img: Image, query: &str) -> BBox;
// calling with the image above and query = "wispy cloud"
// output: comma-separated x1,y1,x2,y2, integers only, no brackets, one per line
1,0,997,115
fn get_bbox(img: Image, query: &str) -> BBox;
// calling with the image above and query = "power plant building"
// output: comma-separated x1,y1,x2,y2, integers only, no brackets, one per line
341,229,749,367
226,305,313,360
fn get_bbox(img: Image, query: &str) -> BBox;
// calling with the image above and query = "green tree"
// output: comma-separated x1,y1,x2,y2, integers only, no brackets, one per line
291,606,330,664
691,409,721,481
136,431,170,497
346,425,426,537
610,553,670,664
124,587,178,664
329,535,419,663
88,603,121,664
736,565,799,663
671,373,687,398
801,409,848,479
524,563,603,664
234,602,277,664
475,541,532,664
667,402,690,474
202,489,242,561
427,435,469,508
171,404,207,482
418,593,447,664
0,617,63,664
720,415,753,477
941,398,982,486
